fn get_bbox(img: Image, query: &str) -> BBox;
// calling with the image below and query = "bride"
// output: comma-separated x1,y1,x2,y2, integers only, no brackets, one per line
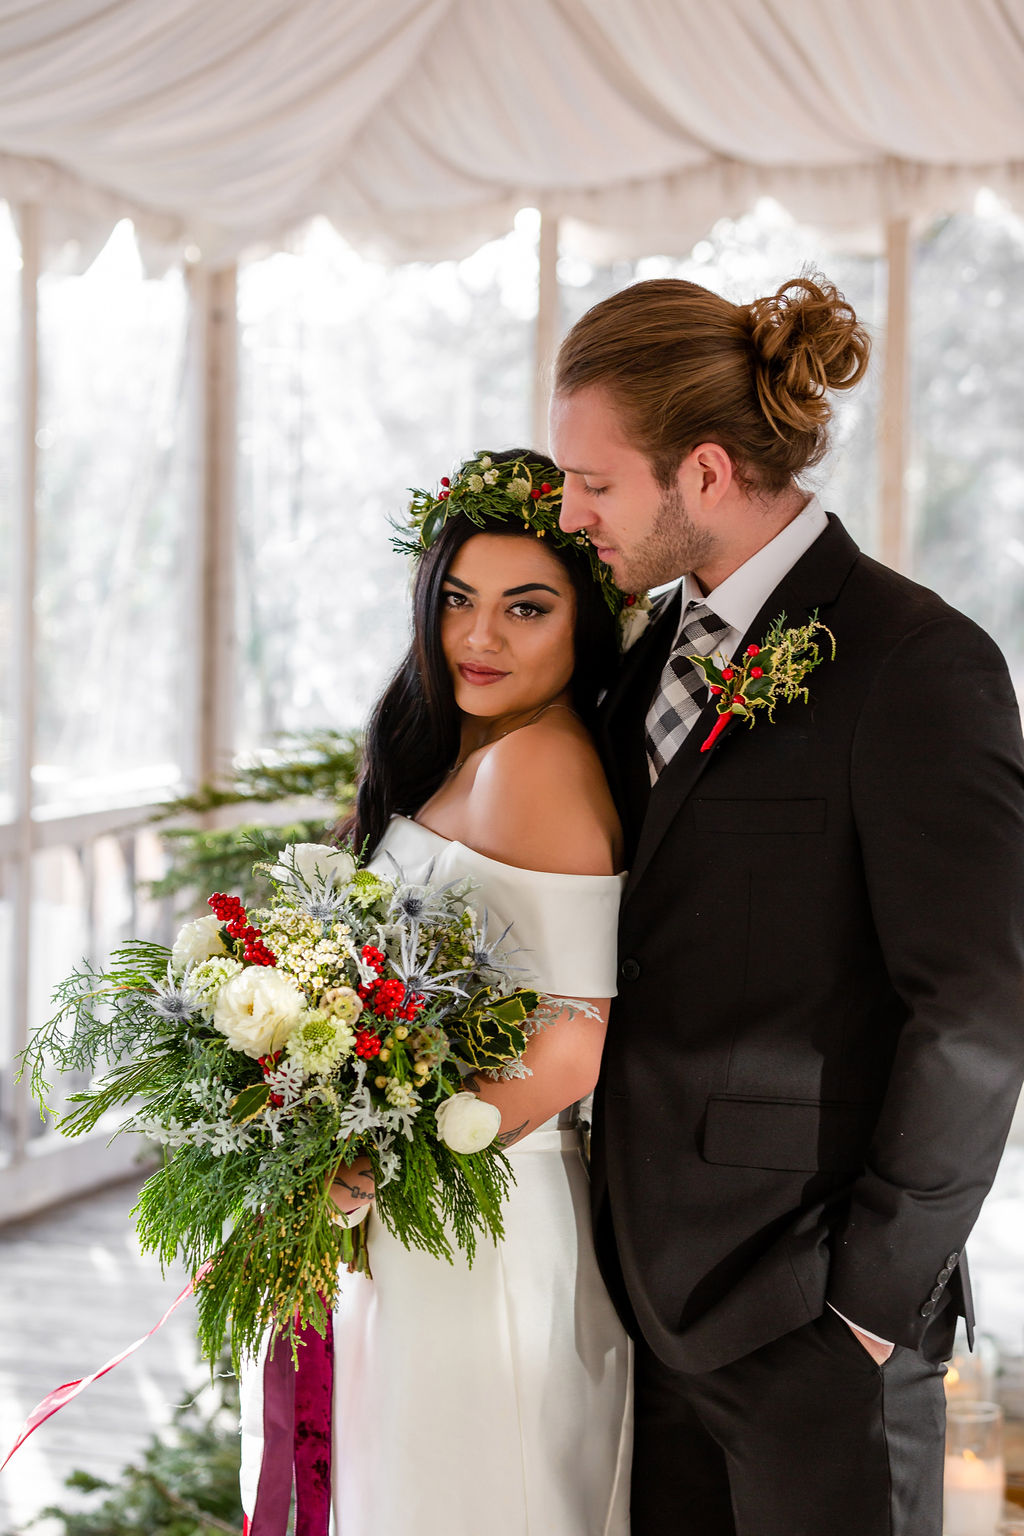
240,450,633,1535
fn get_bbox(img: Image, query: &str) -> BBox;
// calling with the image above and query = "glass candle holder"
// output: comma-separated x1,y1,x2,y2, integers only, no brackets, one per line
945,1402,1006,1536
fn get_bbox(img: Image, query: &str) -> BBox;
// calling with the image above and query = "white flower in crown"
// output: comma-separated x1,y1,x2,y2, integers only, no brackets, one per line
171,914,228,976
483,468,499,485
435,1091,502,1153
619,592,653,652
467,473,485,492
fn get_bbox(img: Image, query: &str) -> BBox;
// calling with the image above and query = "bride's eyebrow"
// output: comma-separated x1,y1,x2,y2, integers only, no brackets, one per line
442,576,561,598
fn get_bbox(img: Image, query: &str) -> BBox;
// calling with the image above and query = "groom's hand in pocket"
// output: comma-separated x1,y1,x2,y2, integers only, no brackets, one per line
847,1322,895,1365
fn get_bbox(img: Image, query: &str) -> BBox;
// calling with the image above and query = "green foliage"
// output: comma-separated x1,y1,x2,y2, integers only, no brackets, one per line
148,731,361,910
20,940,173,1112
27,1357,243,1536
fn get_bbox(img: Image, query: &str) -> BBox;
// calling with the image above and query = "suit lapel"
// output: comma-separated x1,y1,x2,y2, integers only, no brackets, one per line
625,516,861,900
598,589,681,828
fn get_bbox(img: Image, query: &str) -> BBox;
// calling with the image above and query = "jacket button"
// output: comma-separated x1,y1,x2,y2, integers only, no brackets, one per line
621,958,641,982
946,1252,960,1267
920,1300,936,1317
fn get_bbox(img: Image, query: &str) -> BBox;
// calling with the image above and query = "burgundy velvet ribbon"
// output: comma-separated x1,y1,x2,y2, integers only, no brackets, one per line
249,1311,334,1536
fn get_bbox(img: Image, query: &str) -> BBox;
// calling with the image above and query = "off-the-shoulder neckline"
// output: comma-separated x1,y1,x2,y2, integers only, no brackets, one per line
388,815,627,883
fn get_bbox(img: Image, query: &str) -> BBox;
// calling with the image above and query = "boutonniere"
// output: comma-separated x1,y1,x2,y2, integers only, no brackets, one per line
689,612,836,754
619,591,653,652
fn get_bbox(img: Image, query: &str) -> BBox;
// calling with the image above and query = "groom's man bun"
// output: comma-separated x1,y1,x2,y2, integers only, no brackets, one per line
553,274,871,493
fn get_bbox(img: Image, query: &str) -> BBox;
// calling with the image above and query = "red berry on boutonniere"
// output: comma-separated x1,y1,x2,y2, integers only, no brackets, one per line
721,668,735,681
530,488,542,499
540,482,552,493
710,685,723,696
751,667,764,678
438,489,450,500
625,594,636,606
440,476,451,487
746,644,760,656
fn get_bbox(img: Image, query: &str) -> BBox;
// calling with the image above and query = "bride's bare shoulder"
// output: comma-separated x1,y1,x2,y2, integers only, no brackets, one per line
465,714,621,875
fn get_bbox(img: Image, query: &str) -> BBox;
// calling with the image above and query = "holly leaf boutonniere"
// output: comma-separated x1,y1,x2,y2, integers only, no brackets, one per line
689,612,836,754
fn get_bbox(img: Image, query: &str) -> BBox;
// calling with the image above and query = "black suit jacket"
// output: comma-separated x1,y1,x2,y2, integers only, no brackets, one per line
593,515,1024,1373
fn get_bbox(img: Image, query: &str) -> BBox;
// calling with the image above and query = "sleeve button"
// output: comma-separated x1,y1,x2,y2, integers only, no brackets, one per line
621,958,641,982
937,1268,951,1284
930,1285,944,1301
920,1301,936,1317
945,1252,960,1267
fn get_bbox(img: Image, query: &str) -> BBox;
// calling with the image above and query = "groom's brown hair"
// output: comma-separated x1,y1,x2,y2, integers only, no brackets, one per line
553,275,870,494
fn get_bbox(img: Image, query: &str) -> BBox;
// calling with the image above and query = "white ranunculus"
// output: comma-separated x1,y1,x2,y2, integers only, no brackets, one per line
274,842,356,890
171,915,228,975
435,1092,502,1154
212,967,308,1058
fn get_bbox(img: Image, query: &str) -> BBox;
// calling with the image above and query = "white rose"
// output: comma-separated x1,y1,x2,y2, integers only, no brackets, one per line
274,842,356,890
435,1092,502,1154
171,915,228,976
619,605,651,652
212,967,308,1058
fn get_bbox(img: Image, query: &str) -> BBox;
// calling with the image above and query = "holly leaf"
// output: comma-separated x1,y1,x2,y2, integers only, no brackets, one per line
229,1082,271,1124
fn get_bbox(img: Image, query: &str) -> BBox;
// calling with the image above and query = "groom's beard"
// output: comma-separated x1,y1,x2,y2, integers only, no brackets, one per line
613,484,716,594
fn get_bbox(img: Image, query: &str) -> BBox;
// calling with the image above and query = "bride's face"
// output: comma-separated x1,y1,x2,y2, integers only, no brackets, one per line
440,533,577,724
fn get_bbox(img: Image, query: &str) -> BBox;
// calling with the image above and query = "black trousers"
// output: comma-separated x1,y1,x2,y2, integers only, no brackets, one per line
631,1307,947,1536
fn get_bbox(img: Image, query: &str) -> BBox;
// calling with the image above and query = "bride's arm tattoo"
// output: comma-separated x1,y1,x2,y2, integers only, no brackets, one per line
496,1121,529,1147
333,1174,373,1203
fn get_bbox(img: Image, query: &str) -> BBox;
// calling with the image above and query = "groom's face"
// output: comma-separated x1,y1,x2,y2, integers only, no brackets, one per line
550,385,715,593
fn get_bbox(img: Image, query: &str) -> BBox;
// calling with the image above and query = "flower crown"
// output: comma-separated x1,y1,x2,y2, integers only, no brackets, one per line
392,452,633,619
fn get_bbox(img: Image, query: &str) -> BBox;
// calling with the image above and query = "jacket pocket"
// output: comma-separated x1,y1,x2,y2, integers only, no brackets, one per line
701,1094,872,1173
692,797,826,835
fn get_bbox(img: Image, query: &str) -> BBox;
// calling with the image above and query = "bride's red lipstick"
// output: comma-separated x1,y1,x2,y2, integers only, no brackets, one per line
458,662,509,686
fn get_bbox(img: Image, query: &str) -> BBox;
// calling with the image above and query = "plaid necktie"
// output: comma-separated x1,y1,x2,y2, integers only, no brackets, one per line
645,603,730,781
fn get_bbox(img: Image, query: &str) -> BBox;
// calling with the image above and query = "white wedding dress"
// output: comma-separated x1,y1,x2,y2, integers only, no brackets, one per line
240,814,632,1535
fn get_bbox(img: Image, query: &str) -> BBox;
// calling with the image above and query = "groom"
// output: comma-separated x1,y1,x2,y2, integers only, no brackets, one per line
550,275,1024,1535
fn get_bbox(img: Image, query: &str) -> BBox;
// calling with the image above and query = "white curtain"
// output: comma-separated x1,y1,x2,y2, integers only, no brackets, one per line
0,0,1022,268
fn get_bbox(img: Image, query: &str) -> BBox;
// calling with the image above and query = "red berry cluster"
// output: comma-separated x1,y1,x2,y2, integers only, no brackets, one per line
355,1028,382,1059
361,944,386,973
208,892,277,967
358,974,425,1023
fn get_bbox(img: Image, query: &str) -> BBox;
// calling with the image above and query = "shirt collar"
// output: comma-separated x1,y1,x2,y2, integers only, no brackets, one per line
676,495,828,641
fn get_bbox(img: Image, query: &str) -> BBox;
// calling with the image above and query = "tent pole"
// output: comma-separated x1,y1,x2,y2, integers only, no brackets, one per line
532,211,560,452
880,217,912,573
9,203,40,1168
190,264,238,790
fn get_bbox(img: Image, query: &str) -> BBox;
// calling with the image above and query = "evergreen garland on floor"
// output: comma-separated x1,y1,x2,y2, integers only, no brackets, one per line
23,1358,245,1536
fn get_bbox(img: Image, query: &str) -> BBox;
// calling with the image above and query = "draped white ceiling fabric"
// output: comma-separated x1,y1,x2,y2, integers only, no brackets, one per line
1,0,1023,269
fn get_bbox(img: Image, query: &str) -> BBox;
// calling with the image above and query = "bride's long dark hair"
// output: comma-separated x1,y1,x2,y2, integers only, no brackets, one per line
351,450,619,857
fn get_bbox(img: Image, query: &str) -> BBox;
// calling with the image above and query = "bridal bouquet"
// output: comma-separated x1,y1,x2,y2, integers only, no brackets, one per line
21,841,541,1367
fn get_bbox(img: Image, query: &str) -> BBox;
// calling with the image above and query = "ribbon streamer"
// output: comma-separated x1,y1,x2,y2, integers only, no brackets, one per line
249,1309,333,1536
0,1264,208,1473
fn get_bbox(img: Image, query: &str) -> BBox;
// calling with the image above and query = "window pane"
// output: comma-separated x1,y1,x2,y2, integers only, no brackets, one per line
0,859,13,1162
910,201,1024,699
34,222,191,813
557,201,884,556
0,204,19,825
236,214,537,753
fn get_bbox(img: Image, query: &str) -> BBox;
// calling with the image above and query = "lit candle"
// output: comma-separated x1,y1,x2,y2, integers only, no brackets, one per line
944,1447,1005,1536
